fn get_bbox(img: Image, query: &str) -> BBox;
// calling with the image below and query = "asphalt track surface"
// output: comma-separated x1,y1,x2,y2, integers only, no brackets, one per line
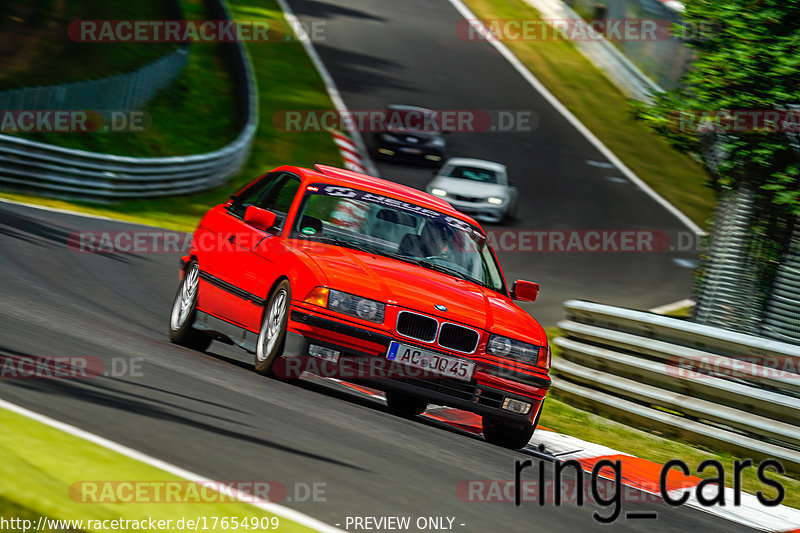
0,203,748,532
285,0,701,325
0,1,731,531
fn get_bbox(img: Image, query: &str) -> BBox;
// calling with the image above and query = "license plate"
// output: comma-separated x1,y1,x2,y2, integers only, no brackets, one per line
387,342,475,381
399,147,422,154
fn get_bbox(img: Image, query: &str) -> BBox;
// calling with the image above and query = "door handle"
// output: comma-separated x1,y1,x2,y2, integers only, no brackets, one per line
228,235,236,244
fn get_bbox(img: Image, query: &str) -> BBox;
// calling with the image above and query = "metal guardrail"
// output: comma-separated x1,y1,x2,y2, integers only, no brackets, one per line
553,300,800,471
0,0,257,200
0,47,189,112
763,228,800,343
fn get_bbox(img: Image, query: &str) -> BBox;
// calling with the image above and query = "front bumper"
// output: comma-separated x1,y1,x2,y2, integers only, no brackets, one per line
442,198,508,223
285,308,549,423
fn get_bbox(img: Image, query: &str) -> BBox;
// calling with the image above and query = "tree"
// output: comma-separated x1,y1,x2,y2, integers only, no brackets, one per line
634,0,800,336
635,0,800,218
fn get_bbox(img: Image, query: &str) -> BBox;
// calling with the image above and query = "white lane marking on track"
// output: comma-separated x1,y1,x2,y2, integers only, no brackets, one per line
273,0,378,177
0,398,345,533
673,486,800,532
528,429,632,460
0,197,175,230
444,0,705,236
672,258,698,268
586,160,616,169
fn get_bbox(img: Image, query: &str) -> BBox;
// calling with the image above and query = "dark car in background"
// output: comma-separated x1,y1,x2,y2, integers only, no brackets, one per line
372,105,446,165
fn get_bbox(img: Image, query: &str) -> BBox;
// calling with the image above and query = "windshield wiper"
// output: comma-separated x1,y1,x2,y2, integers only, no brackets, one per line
305,235,376,254
379,251,479,285
416,260,476,284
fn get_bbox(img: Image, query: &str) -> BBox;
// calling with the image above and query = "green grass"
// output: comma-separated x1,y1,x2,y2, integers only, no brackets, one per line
664,304,695,318
0,406,313,532
0,0,343,231
0,0,178,89
14,0,240,156
462,0,715,229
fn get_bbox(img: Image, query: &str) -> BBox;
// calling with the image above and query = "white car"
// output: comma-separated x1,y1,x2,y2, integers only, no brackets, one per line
425,158,518,223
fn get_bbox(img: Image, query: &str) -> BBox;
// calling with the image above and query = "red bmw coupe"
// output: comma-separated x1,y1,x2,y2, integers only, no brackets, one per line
169,164,550,449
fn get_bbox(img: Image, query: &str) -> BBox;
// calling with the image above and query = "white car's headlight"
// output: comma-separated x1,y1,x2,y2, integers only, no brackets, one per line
431,188,448,197
487,197,504,205
328,289,385,323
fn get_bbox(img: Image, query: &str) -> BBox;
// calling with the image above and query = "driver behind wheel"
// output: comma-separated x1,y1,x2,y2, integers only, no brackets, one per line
420,221,448,257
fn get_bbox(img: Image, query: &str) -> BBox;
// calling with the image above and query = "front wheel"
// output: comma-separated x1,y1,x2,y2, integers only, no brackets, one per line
254,280,291,376
385,391,428,418
169,261,212,352
482,417,535,450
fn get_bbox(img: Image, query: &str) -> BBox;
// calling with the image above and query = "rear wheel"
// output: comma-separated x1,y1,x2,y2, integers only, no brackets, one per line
169,261,212,352
254,280,291,376
385,391,428,418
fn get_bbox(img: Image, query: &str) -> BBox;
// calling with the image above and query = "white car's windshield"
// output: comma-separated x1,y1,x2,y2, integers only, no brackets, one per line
447,165,498,183
291,183,506,293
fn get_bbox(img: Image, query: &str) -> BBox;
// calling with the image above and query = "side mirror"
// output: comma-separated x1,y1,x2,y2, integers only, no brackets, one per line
244,206,277,232
512,280,539,302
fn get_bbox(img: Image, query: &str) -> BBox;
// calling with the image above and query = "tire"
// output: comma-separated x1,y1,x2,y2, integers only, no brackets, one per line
482,417,535,449
169,261,212,352
482,398,544,449
385,391,428,418
254,280,291,376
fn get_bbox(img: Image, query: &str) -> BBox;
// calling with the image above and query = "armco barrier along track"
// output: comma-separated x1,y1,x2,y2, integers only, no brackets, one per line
552,300,800,472
0,0,257,200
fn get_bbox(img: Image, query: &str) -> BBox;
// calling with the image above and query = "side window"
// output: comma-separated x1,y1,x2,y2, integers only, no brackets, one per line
260,177,301,230
229,172,285,218
229,172,301,230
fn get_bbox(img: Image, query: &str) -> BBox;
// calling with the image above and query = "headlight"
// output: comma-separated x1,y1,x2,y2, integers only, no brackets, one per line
382,133,400,143
486,334,540,364
431,188,448,197
327,289,385,323
487,197,504,205
429,137,445,147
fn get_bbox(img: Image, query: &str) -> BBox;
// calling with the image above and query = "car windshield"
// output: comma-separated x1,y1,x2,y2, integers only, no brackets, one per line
291,183,506,293
383,108,440,136
446,165,498,183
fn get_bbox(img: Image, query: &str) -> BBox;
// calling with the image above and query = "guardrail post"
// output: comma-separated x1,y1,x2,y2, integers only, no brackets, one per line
694,187,763,334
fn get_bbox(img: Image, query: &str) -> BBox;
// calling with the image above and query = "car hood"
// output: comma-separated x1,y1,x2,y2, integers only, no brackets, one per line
427,177,509,198
293,242,545,343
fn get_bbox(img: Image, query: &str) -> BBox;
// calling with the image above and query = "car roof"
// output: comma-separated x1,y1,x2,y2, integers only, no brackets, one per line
442,157,507,173
276,164,482,228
